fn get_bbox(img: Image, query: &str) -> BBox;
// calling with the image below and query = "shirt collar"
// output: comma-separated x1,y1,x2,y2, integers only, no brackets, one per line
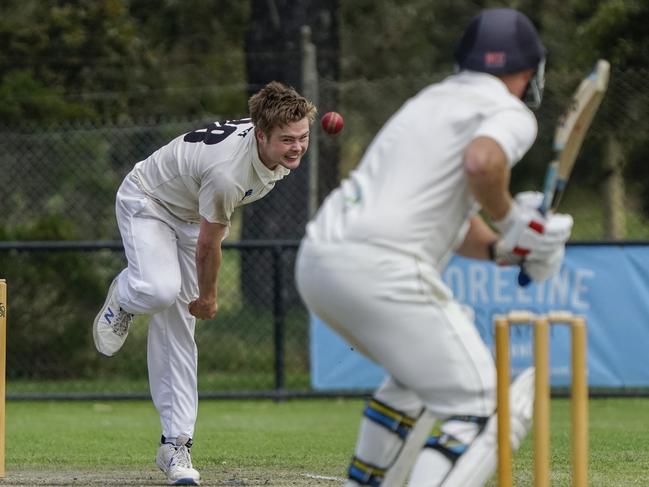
250,134,290,185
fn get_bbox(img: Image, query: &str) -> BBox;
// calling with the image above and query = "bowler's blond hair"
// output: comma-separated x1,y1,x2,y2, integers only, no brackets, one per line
249,81,317,136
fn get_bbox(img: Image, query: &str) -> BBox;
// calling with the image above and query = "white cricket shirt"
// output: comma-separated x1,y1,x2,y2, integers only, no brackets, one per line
306,71,537,270
130,119,289,225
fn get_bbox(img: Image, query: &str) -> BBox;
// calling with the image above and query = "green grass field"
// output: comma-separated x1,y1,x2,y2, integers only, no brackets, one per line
4,397,649,486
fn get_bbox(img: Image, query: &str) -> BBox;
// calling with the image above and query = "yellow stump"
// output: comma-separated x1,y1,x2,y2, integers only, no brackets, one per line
533,318,550,487
495,317,512,487
571,318,588,487
0,279,6,478
495,311,588,487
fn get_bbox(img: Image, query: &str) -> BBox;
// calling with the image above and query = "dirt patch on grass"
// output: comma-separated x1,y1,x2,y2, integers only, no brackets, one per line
0,468,345,486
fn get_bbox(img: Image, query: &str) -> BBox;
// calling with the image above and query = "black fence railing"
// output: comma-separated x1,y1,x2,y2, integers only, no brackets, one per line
0,239,300,392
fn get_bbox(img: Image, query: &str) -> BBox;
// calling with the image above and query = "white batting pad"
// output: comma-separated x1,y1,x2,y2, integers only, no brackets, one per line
416,367,535,487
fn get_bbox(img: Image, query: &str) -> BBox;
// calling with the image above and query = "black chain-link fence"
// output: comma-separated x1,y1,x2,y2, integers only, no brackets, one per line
0,242,310,399
2,69,649,397
3,69,648,241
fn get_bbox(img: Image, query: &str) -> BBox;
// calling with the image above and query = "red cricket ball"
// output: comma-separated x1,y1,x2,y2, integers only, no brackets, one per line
321,111,344,135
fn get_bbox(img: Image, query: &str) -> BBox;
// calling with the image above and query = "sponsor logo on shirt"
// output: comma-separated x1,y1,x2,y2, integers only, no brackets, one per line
242,189,253,200
239,127,253,138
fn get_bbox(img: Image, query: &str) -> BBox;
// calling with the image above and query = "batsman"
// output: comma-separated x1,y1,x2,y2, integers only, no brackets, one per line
296,8,573,486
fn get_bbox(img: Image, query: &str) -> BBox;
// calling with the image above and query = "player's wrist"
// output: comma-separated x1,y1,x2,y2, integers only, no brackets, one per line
196,294,217,305
492,200,519,234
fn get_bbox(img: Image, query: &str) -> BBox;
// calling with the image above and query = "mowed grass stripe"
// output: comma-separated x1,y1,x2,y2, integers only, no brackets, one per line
4,398,649,486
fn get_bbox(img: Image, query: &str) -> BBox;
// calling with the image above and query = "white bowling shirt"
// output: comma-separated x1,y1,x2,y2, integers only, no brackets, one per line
131,118,289,225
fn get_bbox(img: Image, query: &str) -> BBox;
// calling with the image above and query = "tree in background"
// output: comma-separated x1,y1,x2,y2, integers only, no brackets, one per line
128,0,250,118
0,0,251,123
0,0,154,123
576,1,649,235
338,0,480,173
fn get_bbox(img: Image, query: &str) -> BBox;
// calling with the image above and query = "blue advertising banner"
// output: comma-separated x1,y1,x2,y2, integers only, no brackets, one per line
310,245,649,390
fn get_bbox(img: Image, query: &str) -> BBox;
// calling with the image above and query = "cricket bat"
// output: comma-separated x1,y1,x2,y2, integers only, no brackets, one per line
518,59,610,286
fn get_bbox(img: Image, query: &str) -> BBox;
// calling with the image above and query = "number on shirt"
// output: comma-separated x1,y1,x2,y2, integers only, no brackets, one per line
183,119,251,145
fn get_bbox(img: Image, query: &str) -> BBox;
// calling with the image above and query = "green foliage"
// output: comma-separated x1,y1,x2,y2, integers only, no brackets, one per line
0,0,151,122
571,0,649,69
0,71,94,123
565,0,649,224
0,0,250,124
0,124,126,238
126,0,251,117
1,245,310,389
0,219,119,380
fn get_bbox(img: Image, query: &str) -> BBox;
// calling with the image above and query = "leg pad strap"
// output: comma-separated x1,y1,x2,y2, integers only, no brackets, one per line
348,456,387,486
425,416,488,463
363,398,417,439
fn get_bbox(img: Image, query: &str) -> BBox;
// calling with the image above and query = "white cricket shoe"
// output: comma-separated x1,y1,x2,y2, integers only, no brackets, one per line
92,276,133,357
156,435,201,485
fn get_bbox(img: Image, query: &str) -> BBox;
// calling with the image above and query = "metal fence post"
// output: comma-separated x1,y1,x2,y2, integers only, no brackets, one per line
301,25,320,219
272,245,286,400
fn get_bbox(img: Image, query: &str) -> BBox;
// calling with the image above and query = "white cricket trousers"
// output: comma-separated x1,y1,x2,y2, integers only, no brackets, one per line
115,174,199,440
295,238,496,417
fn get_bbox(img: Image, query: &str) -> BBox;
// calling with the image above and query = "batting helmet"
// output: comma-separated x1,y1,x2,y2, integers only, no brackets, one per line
454,8,546,107
454,8,545,74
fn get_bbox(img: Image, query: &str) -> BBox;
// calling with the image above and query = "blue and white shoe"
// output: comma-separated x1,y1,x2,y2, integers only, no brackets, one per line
92,277,133,357
156,435,201,485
